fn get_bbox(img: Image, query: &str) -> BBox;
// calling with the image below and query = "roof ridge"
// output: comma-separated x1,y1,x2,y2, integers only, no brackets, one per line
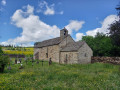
34,36,61,48
76,41,85,48
39,36,60,43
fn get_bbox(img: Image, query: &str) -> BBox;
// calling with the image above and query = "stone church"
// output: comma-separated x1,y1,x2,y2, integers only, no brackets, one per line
34,28,93,64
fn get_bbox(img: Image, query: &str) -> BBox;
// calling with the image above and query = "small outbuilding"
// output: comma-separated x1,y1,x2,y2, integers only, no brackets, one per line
34,28,93,64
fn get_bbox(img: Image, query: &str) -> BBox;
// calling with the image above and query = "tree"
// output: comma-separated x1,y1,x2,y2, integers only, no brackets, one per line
109,21,120,46
108,21,120,56
82,33,113,56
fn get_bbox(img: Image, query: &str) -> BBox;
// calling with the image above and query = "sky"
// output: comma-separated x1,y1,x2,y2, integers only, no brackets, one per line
0,0,119,46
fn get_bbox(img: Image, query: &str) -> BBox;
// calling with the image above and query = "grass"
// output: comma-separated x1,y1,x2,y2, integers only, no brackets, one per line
0,59,120,89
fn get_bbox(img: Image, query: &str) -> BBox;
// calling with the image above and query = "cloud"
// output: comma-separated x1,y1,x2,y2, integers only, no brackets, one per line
75,33,84,41
44,5,55,15
75,15,117,41
0,5,83,46
37,1,55,15
66,20,85,34
2,5,59,45
1,0,6,6
37,1,63,15
86,15,117,37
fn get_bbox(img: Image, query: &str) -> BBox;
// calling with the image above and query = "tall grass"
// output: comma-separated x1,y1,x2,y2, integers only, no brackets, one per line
0,59,120,89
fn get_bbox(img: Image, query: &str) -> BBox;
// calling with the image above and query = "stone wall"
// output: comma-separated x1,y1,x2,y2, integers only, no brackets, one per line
59,35,75,50
34,48,39,59
91,57,120,65
38,45,60,63
78,42,93,64
60,51,78,64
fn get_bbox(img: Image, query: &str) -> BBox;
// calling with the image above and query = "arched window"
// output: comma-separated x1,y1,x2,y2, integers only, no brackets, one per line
64,30,66,35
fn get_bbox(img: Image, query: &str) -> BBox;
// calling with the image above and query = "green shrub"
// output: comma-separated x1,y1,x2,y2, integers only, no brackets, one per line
0,55,9,72
0,47,3,55
0,46,9,73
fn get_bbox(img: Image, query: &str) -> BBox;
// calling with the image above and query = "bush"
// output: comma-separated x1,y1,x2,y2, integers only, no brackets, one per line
0,47,9,72
0,47,3,55
0,55,9,73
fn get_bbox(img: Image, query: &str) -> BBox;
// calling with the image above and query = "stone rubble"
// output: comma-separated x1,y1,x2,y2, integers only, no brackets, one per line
91,57,120,65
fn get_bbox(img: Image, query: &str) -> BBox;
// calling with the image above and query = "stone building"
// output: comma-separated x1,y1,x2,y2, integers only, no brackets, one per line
34,28,93,64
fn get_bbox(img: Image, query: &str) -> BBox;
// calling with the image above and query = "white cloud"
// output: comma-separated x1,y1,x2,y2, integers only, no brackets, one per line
1,0,6,6
0,5,82,46
44,5,55,15
86,15,117,37
0,4,86,46
37,1,55,15
86,28,100,37
1,5,60,46
66,20,85,34
76,33,84,41
37,1,63,15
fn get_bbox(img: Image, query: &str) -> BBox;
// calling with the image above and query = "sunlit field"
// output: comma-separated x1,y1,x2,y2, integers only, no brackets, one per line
0,59,120,89
2,47,33,55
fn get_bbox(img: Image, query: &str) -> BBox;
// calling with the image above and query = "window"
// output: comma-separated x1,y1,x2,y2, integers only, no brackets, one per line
46,53,48,58
64,30,66,35
85,53,87,57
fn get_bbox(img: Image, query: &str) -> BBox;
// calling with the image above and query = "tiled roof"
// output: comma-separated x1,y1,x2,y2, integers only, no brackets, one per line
34,37,61,48
34,35,85,51
60,41,85,52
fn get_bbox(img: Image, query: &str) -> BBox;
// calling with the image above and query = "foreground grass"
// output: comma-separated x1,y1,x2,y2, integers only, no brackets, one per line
0,60,120,89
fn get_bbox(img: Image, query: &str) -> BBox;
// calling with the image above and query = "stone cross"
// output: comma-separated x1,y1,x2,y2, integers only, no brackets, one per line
32,57,34,67
36,60,39,64
42,60,43,66
19,58,22,63
15,58,17,64
49,58,52,65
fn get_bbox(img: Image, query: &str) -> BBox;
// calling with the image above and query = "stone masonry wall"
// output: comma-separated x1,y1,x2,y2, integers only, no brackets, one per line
91,57,120,65
38,45,60,63
60,52,78,64
34,48,39,59
78,43,93,64
59,35,75,50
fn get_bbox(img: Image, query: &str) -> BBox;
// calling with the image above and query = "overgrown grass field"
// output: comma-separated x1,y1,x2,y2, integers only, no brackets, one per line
0,59,120,89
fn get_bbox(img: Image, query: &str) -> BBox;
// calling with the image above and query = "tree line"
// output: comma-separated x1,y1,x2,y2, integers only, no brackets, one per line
82,21,120,57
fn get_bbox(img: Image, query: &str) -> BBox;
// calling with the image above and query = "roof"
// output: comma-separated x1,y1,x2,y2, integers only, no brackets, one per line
76,41,85,47
60,41,85,52
34,34,85,51
34,37,61,48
